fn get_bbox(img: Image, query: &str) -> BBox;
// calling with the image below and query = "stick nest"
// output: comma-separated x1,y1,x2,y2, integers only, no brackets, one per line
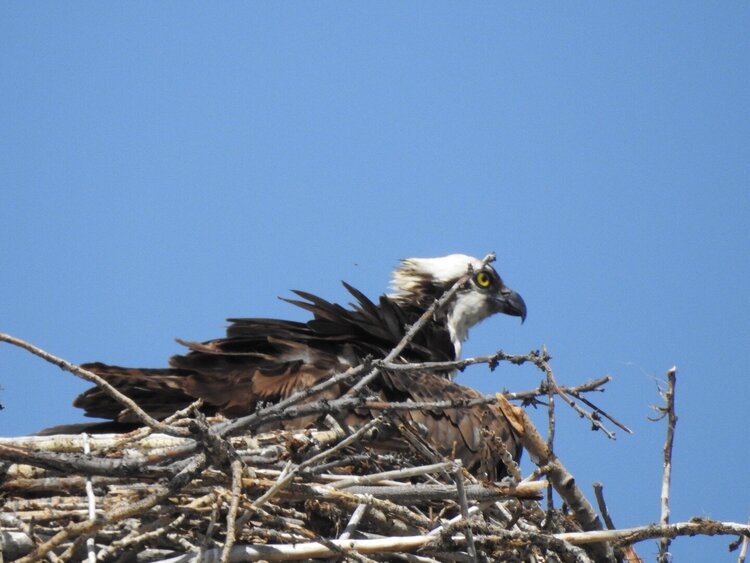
1,421,566,563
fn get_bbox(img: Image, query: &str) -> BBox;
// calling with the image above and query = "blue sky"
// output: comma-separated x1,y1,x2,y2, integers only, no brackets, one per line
2,4,748,560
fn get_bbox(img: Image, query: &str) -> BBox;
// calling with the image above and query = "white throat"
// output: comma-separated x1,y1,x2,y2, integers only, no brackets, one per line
446,290,493,358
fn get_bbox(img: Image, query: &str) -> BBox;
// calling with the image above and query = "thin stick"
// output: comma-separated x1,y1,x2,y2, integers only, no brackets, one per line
95,514,186,560
545,345,556,514
82,434,96,563
738,517,750,563
658,366,678,562
530,350,617,439
146,519,750,563
200,493,221,556
330,461,454,489
592,482,616,531
216,363,368,437
556,519,750,545
0,333,188,437
452,461,477,563
511,399,616,562
251,417,382,509
339,502,370,540
221,459,243,563
569,392,633,434
15,453,207,563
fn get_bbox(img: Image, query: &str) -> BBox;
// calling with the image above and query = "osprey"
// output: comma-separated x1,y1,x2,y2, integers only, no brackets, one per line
70,254,527,479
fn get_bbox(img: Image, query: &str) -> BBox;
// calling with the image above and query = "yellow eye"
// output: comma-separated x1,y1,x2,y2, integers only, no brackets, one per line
475,271,492,288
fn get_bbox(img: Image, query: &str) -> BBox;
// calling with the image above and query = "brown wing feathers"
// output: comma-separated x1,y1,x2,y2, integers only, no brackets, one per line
70,282,520,479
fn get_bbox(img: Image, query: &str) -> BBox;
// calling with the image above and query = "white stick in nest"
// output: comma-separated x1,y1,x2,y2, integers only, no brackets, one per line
82,433,97,563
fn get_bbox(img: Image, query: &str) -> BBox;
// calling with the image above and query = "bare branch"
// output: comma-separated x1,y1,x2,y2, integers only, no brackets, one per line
221,459,243,563
557,519,750,546
452,460,477,563
14,453,207,563
339,502,370,540
658,366,678,562
330,461,454,489
0,333,190,438
81,434,97,563
738,517,750,563
505,394,616,563
593,482,616,531
251,417,383,509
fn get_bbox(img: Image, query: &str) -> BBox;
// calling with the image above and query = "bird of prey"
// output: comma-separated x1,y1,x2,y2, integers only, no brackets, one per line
69,254,527,480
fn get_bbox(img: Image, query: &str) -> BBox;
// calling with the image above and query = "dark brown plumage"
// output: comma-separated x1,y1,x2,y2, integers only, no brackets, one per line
66,254,527,480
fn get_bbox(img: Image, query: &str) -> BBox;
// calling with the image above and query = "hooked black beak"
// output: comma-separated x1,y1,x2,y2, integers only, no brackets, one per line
495,287,527,323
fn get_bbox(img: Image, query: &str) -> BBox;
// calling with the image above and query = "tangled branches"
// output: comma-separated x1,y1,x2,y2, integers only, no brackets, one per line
1,331,748,562
0,251,747,563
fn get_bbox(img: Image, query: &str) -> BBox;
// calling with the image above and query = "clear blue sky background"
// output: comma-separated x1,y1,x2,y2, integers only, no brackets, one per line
2,4,748,561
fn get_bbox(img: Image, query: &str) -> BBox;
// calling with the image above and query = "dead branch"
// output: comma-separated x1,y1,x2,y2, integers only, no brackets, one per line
339,501,370,541
221,459,243,563
0,333,188,438
14,453,208,563
1,325,741,562
501,394,617,563
451,460,477,562
557,519,750,546
655,366,678,562
738,517,750,563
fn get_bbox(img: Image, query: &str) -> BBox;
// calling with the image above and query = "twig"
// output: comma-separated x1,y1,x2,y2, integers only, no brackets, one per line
151,534,438,562
472,529,592,563
221,459,243,563
81,434,96,563
216,363,369,437
95,514,187,560
528,349,617,439
325,482,545,503
0,333,189,437
592,482,616,530
15,453,208,563
568,392,633,434
100,399,204,453
375,349,542,374
251,417,383,509
557,519,750,546
57,531,96,563
330,461,454,489
738,517,750,563
507,396,616,563
545,346,556,514
0,432,191,452
143,518,750,563
200,493,221,555
494,435,522,483
429,504,482,537
656,366,678,562
339,502,370,540
0,442,174,477
452,460,477,563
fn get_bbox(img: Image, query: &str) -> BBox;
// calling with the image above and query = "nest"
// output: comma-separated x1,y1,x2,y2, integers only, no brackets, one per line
5,333,745,562
1,412,596,563
0,335,629,562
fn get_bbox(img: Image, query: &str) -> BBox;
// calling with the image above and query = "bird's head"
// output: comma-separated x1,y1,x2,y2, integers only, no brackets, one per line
389,253,526,356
